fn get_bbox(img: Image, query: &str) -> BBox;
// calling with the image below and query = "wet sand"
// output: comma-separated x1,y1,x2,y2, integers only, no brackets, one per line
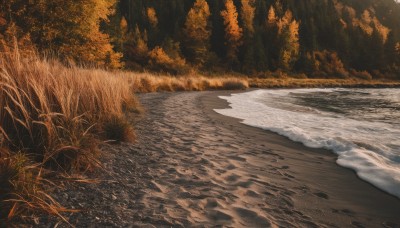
47,91,400,227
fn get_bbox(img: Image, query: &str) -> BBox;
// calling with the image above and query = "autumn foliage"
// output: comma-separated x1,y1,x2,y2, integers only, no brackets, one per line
0,0,122,68
221,0,243,64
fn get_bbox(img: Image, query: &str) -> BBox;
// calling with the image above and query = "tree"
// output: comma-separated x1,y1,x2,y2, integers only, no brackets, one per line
277,10,300,71
267,5,277,26
240,0,256,72
0,0,122,68
241,0,255,35
146,7,158,28
221,0,243,65
183,0,211,65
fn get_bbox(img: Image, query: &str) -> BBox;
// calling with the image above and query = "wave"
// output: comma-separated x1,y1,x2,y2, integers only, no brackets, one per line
215,89,400,198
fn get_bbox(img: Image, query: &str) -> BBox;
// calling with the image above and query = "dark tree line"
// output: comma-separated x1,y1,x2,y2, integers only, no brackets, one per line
1,0,399,78
112,0,400,78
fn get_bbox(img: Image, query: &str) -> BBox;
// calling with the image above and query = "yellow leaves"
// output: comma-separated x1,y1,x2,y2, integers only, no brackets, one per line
149,46,174,65
267,7,300,71
184,0,211,42
241,0,255,34
373,17,390,43
267,6,277,25
183,0,211,65
148,46,187,73
352,10,390,43
120,16,128,31
277,10,293,35
221,0,243,59
146,7,158,28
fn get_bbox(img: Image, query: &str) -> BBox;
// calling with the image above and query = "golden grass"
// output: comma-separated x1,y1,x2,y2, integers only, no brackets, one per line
0,45,248,224
0,150,76,224
122,72,250,93
0,46,138,164
0,46,138,224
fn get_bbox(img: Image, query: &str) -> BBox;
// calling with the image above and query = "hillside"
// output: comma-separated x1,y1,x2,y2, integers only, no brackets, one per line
115,0,400,78
1,0,400,78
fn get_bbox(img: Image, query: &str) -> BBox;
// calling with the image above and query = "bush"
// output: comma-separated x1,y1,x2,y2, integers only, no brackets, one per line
307,50,349,78
103,116,136,143
349,69,373,80
148,46,190,75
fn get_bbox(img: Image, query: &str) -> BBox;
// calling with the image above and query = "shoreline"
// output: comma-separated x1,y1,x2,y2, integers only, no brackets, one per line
248,78,400,89
200,90,400,226
40,91,400,227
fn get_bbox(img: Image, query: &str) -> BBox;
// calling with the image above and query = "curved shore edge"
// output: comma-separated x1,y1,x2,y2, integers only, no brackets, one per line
214,89,400,199
40,91,400,227
201,91,400,225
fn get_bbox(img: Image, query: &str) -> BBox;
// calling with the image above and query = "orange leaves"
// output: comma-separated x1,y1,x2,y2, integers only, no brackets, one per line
183,0,211,65
241,0,255,34
267,6,300,71
146,7,158,28
267,6,277,26
221,0,243,61
184,0,211,42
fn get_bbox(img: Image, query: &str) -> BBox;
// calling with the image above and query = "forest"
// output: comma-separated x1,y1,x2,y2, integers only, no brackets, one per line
1,0,400,79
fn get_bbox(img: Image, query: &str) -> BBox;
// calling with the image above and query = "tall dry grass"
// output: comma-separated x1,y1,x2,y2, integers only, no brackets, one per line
0,46,138,223
122,72,249,93
0,46,138,168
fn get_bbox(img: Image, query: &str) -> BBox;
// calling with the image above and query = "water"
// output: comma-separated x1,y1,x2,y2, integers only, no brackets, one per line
215,88,400,198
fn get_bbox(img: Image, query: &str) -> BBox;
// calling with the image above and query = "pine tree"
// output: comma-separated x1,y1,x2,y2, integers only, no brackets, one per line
183,0,211,65
277,10,300,71
240,0,256,72
221,0,243,65
119,16,128,50
267,5,277,26
146,7,158,28
125,25,149,67
241,0,255,35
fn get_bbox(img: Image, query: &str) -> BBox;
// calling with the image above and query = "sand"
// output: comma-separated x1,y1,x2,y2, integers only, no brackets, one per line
46,91,400,227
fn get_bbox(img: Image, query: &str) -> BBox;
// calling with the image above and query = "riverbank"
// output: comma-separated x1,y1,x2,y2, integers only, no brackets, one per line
39,91,400,227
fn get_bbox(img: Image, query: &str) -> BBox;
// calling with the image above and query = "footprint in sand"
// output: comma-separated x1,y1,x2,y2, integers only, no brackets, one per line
204,199,220,209
234,207,272,226
245,190,260,198
225,174,241,182
314,192,329,199
207,210,233,223
227,155,247,162
351,221,366,228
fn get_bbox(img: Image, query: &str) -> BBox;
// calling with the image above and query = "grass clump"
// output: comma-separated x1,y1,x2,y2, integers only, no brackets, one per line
103,115,136,143
0,149,73,224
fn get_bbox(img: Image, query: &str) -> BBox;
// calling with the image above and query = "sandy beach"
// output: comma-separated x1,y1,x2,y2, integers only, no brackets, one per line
46,91,400,227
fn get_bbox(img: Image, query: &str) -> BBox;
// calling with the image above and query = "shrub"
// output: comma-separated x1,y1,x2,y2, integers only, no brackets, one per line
222,79,249,90
309,50,349,78
0,150,71,224
148,46,190,75
103,116,136,143
349,69,373,80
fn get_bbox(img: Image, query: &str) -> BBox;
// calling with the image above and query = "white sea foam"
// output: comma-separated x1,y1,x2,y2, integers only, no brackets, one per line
215,89,400,198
